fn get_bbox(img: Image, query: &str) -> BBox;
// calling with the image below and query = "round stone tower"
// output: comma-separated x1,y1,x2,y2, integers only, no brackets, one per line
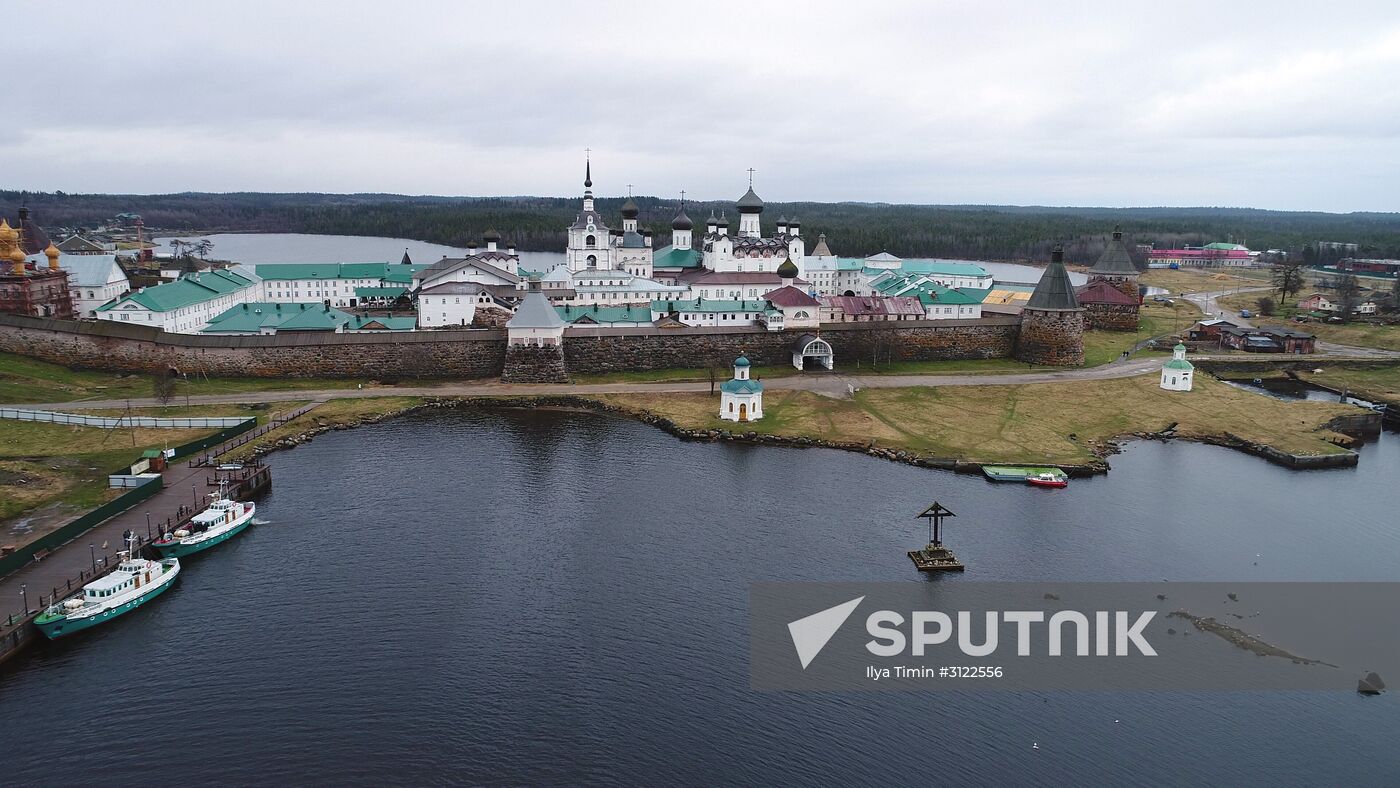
1015,245,1086,366
1087,225,1140,301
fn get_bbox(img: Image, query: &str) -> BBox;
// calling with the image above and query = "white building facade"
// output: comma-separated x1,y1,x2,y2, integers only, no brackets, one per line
719,356,764,422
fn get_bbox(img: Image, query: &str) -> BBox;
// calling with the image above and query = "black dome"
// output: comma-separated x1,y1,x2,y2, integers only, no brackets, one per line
620,197,639,219
736,187,764,214
671,209,693,230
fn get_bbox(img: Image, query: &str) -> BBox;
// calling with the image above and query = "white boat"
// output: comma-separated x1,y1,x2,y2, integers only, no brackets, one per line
152,482,256,559
35,546,180,639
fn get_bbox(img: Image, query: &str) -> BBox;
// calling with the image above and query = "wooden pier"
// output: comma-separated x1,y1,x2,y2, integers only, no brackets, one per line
0,423,292,668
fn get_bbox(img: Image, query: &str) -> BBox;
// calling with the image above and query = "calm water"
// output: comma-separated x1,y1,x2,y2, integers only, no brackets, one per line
154,232,1074,284
1,408,1397,785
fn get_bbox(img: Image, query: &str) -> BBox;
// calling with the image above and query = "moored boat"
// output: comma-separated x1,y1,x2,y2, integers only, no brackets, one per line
1026,471,1069,488
34,548,180,639
152,483,256,559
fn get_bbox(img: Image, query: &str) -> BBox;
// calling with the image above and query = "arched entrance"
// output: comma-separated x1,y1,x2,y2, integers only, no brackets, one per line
738,403,748,422
791,333,834,371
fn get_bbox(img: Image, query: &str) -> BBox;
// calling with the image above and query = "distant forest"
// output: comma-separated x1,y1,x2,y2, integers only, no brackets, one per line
4,189,1399,264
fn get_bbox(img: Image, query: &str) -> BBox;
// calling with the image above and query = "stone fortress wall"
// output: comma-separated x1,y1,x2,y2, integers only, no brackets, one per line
0,313,1027,381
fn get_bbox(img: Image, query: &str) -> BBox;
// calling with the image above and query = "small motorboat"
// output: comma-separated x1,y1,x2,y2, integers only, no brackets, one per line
1026,471,1068,488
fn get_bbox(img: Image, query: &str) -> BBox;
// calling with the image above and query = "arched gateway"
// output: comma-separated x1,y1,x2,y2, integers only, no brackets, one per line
791,333,834,371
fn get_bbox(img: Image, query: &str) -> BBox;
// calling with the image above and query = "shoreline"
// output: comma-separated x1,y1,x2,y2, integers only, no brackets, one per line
224,394,1368,476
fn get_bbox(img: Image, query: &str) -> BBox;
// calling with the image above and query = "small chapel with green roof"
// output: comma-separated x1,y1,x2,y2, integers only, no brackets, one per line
719,355,764,422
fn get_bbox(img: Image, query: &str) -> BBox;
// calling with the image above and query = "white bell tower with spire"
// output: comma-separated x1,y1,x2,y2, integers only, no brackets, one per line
566,150,613,272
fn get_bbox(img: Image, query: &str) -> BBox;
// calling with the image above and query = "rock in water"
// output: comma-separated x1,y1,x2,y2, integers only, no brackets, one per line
1357,672,1386,696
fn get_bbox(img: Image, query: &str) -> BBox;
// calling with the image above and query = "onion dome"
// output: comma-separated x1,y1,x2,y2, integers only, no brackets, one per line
0,219,14,243
44,243,60,260
734,355,751,367
777,215,788,224
736,186,764,214
776,255,799,279
483,228,501,242
671,207,693,230
620,197,639,219
9,245,25,264
788,216,800,228
716,212,730,226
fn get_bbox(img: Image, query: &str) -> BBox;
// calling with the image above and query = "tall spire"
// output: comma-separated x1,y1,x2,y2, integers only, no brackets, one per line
584,148,593,190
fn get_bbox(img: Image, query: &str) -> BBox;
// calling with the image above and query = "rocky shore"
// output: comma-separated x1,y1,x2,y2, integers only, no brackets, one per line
228,392,1374,476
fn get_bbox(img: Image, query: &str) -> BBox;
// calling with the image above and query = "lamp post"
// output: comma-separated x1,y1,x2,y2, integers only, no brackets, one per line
20,584,28,615
89,543,96,573
146,511,152,540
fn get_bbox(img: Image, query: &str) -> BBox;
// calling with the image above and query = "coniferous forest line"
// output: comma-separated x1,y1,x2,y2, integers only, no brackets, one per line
4,190,1399,264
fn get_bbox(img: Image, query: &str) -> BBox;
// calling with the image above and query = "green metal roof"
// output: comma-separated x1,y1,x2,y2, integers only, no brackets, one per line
354,286,408,298
720,378,763,394
915,285,988,305
99,269,254,313
651,298,769,313
346,315,416,331
201,302,350,333
556,304,655,324
653,247,702,269
1163,358,1194,370
254,263,430,281
834,258,990,277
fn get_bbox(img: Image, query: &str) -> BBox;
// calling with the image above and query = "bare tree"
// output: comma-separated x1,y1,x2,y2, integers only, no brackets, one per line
1255,296,1276,316
1272,260,1307,303
1334,273,1362,321
194,239,214,259
152,368,177,404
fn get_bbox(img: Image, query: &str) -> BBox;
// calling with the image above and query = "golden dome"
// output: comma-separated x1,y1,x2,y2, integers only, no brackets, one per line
9,246,25,264
44,242,60,259
0,219,14,243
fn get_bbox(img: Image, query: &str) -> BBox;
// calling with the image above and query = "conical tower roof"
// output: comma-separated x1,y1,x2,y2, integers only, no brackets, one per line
1089,226,1139,276
1025,246,1081,311
810,233,834,257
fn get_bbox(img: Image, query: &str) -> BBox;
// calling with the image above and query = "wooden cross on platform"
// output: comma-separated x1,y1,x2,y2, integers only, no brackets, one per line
917,501,956,546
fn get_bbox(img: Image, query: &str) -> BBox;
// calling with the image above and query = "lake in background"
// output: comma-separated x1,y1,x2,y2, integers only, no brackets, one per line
1,407,1396,785
154,232,1081,284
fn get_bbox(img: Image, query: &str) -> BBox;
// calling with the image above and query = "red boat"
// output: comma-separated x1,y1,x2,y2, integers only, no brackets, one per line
1026,472,1068,488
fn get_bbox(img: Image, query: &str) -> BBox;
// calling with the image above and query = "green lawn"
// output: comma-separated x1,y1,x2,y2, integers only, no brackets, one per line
0,419,223,523
0,352,361,404
595,372,1356,466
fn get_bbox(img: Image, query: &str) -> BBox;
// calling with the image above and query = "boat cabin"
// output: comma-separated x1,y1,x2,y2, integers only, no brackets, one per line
85,562,153,599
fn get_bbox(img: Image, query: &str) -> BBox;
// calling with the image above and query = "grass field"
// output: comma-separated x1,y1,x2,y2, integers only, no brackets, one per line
1139,268,1271,296
0,420,223,523
219,396,425,462
0,400,309,526
0,352,363,404
594,373,1355,466
1298,364,1400,404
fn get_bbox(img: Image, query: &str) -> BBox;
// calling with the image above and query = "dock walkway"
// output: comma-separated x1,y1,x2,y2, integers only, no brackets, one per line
0,402,321,667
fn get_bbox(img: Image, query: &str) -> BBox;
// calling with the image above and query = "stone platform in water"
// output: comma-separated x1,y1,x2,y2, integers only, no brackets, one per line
908,543,965,572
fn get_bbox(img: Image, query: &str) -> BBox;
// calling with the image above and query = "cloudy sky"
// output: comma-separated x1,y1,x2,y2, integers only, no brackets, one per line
9,1,1400,211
